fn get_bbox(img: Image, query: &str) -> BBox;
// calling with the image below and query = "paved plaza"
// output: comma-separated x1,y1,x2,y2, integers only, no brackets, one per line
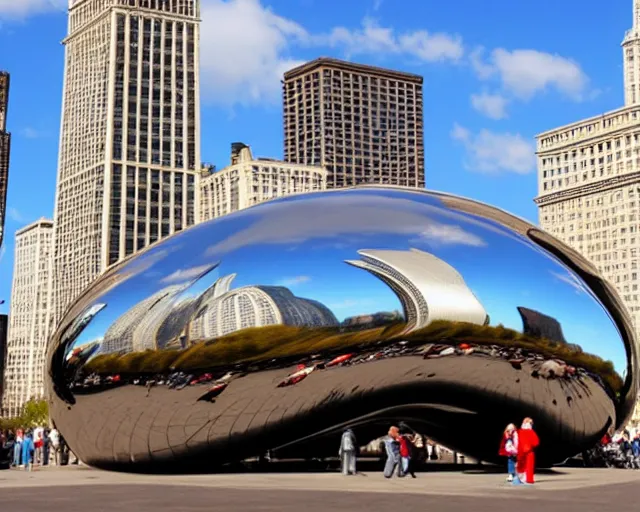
2,466,640,511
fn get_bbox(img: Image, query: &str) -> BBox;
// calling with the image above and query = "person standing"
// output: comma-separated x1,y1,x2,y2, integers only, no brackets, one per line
339,428,357,475
34,430,44,465
515,418,540,485
21,431,35,472
383,426,401,478
49,427,60,466
42,429,51,466
398,431,416,478
12,429,23,467
498,423,519,482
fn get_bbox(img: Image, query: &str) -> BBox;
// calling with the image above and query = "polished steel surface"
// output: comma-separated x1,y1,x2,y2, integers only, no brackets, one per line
46,186,638,471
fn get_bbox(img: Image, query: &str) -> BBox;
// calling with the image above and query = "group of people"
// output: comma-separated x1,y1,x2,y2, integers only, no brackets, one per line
0,427,73,470
338,425,425,478
498,417,540,485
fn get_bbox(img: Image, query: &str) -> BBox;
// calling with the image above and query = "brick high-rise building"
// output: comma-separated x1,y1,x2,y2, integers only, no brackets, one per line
1,219,53,417
0,71,10,249
283,58,424,189
51,0,201,325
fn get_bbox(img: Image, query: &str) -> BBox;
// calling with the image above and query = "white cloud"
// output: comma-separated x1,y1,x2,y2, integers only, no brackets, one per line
0,0,65,18
551,270,588,295
450,123,471,143
276,276,311,287
206,194,485,257
470,92,509,120
160,264,215,284
412,224,486,248
451,123,536,175
471,46,589,101
7,207,24,222
200,0,308,106
322,17,464,63
21,127,45,139
199,1,463,107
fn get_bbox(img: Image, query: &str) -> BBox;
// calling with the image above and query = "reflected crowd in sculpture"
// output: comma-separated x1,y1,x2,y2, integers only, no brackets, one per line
46,186,638,472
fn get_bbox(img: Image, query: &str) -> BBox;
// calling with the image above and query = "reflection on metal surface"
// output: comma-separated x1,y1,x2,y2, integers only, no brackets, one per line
46,186,638,472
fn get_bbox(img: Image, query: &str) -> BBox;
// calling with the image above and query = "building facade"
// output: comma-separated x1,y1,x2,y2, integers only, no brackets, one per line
51,0,201,325
535,0,640,425
0,71,10,249
199,142,327,221
535,0,640,332
1,219,53,417
283,58,425,189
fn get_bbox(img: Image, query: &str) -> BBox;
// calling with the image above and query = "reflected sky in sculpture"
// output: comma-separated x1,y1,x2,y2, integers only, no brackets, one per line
70,188,626,375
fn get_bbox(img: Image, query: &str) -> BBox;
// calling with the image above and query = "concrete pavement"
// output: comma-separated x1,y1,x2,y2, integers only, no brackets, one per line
2,465,640,497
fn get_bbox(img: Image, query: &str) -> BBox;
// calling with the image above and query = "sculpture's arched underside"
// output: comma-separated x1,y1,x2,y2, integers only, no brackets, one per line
46,186,638,472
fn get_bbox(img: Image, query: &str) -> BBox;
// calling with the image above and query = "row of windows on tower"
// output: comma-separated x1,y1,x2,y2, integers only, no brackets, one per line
112,14,196,169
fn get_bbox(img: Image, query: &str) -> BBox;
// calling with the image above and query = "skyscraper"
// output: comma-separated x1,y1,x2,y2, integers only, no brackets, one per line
0,71,10,249
52,0,201,324
535,0,640,333
1,219,53,417
199,142,327,221
283,58,425,189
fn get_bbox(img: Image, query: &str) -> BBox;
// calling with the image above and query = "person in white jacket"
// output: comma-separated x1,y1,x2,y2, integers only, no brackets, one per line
339,429,357,475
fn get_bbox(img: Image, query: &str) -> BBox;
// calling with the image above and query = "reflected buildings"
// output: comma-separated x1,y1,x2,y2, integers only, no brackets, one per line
517,307,567,345
51,0,201,327
346,248,489,330
190,274,338,340
2,219,54,417
46,187,638,472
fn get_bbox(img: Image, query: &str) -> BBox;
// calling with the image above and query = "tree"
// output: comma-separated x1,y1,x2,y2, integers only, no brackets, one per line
20,398,49,428
0,398,49,430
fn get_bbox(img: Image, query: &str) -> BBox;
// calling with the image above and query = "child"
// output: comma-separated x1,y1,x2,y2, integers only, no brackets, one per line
499,423,519,482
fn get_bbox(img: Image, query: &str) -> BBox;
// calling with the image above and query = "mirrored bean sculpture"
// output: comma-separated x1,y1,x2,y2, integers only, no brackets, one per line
46,186,638,472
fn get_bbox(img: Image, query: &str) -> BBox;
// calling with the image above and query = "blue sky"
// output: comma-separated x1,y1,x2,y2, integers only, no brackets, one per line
0,0,633,323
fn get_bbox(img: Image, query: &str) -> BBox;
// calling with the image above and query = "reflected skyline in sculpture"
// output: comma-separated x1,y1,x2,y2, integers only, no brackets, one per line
46,186,637,472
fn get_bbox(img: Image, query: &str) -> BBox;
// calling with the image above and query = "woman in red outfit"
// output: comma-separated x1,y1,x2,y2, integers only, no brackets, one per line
516,417,540,484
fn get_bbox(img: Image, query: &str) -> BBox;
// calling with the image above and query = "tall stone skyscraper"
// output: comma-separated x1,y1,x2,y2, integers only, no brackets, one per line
1,219,53,417
0,71,10,249
52,0,201,324
535,0,640,426
283,58,425,189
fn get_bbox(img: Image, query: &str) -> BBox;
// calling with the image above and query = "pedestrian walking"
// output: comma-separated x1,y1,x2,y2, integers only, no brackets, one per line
383,426,401,478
